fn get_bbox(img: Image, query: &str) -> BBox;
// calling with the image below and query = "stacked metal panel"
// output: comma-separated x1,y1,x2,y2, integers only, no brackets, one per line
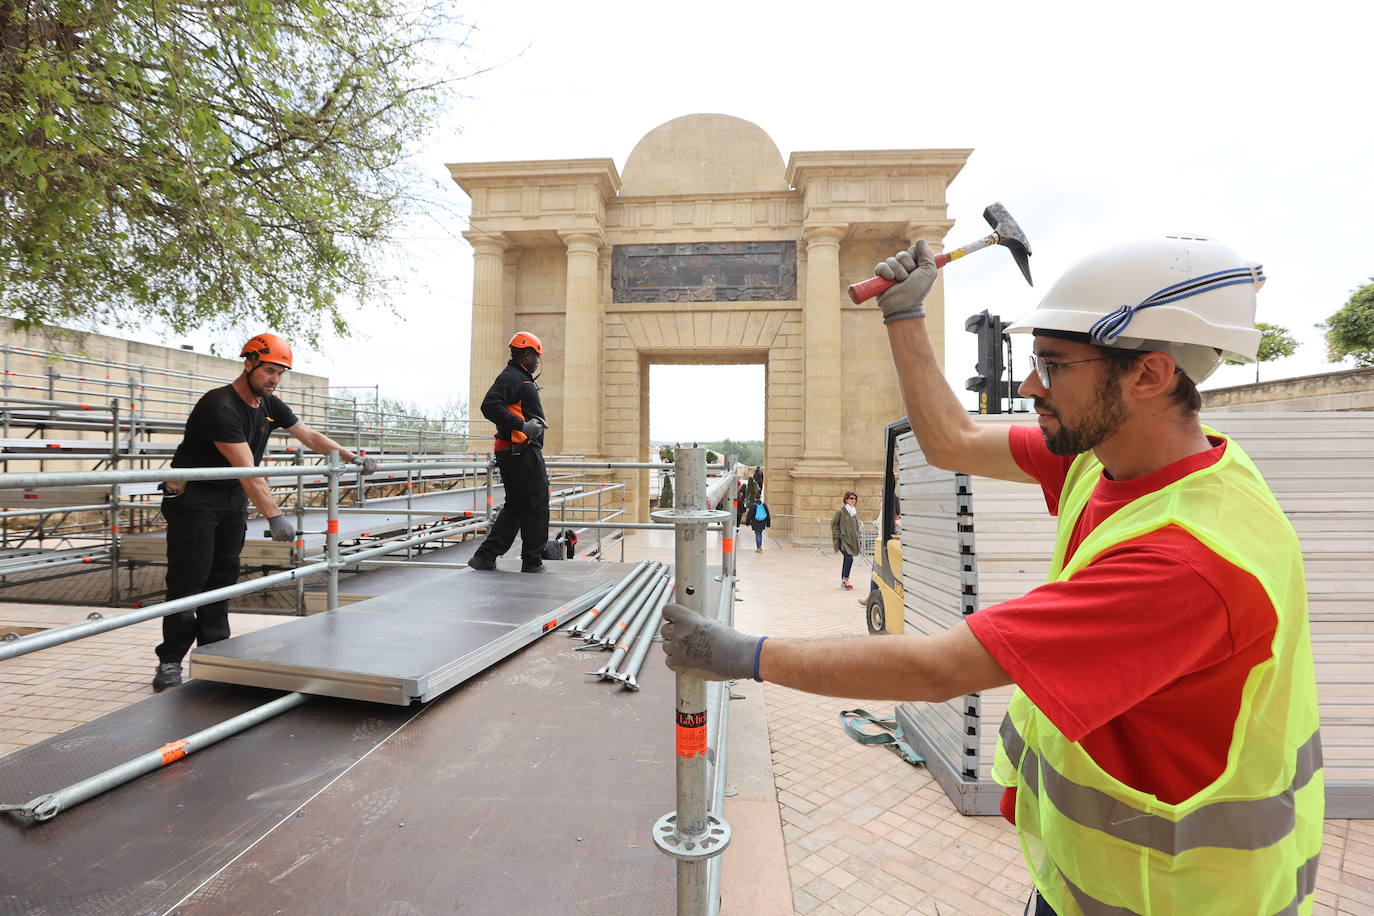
894,411,1374,817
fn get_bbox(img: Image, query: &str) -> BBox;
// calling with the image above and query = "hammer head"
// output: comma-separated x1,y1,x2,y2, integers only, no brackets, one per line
982,202,1033,287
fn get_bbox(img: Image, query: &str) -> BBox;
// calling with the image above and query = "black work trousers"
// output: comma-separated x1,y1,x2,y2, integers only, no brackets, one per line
156,486,247,664
476,447,550,564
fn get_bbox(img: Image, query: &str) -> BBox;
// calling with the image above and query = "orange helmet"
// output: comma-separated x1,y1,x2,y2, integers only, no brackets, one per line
508,331,543,357
240,333,293,369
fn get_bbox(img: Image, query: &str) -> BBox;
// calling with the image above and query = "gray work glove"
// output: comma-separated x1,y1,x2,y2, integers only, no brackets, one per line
266,514,296,543
873,238,937,324
660,602,766,682
520,417,546,438
354,455,378,475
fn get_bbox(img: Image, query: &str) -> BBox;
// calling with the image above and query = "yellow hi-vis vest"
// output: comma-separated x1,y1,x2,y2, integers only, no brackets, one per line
992,430,1323,916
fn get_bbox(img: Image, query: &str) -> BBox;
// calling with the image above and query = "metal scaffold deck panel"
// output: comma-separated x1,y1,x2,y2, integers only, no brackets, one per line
190,561,635,704
0,597,686,915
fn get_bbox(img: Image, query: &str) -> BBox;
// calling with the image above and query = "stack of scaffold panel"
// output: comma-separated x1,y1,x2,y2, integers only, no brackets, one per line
190,561,633,704
893,412,1374,818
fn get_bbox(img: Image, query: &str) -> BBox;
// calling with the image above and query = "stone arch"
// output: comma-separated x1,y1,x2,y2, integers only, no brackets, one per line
450,116,971,523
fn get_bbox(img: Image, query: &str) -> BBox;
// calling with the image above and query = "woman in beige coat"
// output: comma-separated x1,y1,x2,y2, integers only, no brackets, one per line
830,491,862,590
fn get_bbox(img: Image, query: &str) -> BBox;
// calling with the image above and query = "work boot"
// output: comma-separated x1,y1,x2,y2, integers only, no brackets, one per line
467,553,497,571
152,662,183,692
520,560,546,573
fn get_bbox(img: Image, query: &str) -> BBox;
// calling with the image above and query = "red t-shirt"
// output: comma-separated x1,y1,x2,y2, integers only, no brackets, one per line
966,426,1277,820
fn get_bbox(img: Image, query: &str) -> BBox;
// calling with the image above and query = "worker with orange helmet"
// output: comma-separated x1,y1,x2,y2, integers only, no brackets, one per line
153,332,379,691
468,331,552,573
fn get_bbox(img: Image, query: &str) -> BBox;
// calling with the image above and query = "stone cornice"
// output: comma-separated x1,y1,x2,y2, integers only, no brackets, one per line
785,149,972,186
448,159,622,200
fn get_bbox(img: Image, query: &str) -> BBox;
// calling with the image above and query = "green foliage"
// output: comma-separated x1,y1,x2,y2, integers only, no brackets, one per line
700,438,763,466
1224,322,1299,366
1319,280,1374,368
0,0,468,342
658,444,674,463
1254,322,1299,363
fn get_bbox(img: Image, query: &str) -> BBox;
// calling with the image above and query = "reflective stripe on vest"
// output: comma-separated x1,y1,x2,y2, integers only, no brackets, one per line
992,430,1323,915
1000,716,1322,854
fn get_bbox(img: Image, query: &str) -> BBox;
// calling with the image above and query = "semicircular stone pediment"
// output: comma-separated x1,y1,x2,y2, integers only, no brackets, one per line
619,114,788,197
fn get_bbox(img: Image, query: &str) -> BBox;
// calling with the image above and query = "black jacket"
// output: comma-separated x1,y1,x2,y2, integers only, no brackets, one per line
482,360,546,451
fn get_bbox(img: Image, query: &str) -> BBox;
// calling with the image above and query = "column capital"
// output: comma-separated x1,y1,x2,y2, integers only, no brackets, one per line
902,219,955,247
463,230,509,256
558,229,606,252
801,224,847,246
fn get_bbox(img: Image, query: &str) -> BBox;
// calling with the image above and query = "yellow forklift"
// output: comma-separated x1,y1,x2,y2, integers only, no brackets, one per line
863,418,909,635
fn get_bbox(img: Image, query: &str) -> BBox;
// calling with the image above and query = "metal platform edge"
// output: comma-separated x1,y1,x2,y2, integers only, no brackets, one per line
417,597,591,701
188,654,418,705
895,702,1002,816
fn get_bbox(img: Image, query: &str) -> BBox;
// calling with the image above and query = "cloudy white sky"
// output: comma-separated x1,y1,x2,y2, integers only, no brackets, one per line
184,0,1370,441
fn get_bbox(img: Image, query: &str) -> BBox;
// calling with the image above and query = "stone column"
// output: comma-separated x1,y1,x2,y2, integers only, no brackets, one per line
560,230,605,458
905,221,953,370
465,232,508,417
799,224,850,466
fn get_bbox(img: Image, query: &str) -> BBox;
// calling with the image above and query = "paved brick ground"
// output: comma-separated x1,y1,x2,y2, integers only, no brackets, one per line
1,531,1372,914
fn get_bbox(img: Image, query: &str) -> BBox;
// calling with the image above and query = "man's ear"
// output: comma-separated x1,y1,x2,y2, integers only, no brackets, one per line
1131,351,1179,399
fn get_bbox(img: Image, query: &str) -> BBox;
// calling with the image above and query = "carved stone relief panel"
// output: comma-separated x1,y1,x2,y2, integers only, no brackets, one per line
611,242,797,302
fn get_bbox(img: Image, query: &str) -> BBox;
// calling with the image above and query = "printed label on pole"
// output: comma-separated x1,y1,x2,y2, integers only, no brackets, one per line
676,710,708,758
158,739,189,766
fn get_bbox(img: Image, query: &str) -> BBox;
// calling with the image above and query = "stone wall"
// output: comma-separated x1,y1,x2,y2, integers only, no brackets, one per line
1204,367,1374,412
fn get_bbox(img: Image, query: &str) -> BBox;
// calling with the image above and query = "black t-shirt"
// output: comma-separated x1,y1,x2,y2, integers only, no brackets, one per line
171,385,299,489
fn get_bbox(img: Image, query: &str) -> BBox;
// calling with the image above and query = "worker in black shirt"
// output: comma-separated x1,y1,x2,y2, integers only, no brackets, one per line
468,331,551,573
153,333,378,691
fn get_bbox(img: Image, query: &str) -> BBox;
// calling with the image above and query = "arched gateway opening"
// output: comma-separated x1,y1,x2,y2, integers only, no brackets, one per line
449,114,969,522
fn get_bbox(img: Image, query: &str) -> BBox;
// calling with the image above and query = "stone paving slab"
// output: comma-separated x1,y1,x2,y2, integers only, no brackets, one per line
0,529,1371,914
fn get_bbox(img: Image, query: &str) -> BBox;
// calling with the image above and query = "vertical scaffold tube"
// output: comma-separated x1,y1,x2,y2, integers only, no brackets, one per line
326,449,340,610
651,447,731,915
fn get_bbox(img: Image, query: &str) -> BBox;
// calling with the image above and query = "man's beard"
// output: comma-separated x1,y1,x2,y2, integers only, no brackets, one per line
247,370,275,399
1039,384,1126,456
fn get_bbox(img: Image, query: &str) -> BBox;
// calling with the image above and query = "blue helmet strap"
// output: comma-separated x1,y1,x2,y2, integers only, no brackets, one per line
1088,265,1264,345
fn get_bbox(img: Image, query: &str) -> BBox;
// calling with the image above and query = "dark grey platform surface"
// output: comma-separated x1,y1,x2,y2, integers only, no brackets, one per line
191,561,636,704
0,629,683,915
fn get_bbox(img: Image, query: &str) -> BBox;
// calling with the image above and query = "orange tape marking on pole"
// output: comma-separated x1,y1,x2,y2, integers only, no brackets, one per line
723,537,734,554
542,619,559,632
158,739,189,766
326,520,339,533
676,710,708,758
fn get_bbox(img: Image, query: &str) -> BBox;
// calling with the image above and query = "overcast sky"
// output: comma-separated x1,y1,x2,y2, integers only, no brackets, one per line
180,0,1370,441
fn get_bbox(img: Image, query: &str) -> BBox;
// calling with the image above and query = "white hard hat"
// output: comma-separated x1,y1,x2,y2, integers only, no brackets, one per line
1005,234,1264,383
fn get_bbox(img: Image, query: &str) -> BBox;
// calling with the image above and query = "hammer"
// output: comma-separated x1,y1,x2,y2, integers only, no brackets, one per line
846,201,1033,304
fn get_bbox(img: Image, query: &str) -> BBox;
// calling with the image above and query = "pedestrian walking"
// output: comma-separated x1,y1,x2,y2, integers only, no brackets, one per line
661,233,1321,914
831,490,861,589
747,498,770,552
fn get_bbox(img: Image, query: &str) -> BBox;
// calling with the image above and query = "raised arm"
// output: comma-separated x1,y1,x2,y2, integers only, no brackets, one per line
876,241,1032,483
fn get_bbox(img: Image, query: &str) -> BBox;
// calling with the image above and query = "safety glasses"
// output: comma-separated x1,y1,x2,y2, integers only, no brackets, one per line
1027,353,1113,389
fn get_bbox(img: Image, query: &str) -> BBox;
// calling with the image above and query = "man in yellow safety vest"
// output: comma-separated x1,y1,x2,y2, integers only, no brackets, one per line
660,234,1323,915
